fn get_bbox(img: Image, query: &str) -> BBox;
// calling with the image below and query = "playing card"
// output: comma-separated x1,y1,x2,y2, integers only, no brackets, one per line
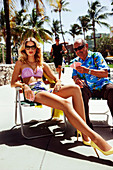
70,62,81,69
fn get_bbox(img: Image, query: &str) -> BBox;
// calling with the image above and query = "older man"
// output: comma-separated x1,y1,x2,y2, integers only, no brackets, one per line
72,38,113,128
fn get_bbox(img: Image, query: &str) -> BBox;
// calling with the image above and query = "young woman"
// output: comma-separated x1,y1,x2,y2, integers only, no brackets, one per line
11,37,113,158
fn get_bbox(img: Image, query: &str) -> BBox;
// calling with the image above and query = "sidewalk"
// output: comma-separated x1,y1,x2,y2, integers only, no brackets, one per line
0,67,113,170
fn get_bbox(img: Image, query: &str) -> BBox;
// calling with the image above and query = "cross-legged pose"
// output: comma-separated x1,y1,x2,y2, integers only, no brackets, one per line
11,37,113,157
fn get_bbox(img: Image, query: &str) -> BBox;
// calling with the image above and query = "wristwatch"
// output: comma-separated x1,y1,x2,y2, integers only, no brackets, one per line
88,69,91,74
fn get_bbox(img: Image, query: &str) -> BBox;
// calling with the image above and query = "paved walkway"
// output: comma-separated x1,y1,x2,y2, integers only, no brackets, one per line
0,67,113,170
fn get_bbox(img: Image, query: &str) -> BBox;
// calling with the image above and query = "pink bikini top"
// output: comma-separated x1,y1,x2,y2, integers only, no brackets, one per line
21,67,43,79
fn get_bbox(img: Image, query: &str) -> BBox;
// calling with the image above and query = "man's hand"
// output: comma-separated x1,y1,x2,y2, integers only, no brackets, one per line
76,66,88,74
73,76,85,88
75,78,85,88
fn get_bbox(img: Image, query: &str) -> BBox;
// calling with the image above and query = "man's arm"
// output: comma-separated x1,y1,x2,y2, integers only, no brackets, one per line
76,52,109,78
50,47,55,58
76,66,108,78
62,45,67,54
73,75,85,88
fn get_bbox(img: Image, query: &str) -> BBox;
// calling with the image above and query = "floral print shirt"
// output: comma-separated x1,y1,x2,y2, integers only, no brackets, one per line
72,51,113,91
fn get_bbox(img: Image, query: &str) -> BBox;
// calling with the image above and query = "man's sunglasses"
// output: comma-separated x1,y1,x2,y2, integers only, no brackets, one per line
25,45,36,50
74,44,85,52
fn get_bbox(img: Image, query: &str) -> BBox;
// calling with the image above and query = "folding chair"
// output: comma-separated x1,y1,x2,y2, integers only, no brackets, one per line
89,97,112,128
13,72,67,139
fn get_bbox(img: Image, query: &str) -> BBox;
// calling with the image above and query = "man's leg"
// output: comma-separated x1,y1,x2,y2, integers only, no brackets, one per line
103,84,113,117
58,65,62,79
81,86,93,128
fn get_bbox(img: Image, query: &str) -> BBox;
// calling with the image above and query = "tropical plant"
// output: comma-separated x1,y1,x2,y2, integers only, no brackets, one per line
87,0,109,51
49,0,70,42
0,8,6,40
67,24,82,42
3,0,11,63
111,0,113,14
22,8,52,42
49,0,71,63
2,0,46,64
51,19,61,36
78,15,92,39
96,35,113,58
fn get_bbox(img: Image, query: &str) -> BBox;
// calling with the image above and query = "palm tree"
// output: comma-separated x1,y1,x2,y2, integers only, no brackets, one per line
51,19,61,37
68,24,82,42
111,0,113,14
78,15,92,40
49,0,71,63
87,0,109,51
3,0,45,64
23,8,52,42
50,0,70,42
3,0,11,63
0,8,6,40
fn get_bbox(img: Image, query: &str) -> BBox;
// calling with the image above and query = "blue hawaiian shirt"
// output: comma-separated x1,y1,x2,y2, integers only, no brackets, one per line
72,51,113,91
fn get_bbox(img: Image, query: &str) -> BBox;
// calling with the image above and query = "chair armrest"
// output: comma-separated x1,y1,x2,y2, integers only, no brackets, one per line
43,72,55,84
15,86,21,90
15,86,23,93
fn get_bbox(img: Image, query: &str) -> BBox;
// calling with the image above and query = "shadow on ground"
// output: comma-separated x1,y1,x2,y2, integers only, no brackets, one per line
0,120,113,167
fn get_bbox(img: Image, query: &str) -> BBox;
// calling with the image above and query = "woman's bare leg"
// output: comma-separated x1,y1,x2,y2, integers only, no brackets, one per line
53,84,88,141
34,90,112,152
53,84,86,120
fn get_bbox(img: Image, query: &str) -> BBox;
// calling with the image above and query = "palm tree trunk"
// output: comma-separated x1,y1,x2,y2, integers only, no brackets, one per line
93,20,96,51
4,0,11,64
59,11,70,64
83,31,85,40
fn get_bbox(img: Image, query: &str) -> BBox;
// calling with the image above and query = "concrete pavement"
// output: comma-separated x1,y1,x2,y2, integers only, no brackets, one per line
0,67,113,170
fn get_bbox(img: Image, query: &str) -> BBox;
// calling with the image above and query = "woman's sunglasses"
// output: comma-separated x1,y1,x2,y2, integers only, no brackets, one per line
25,45,36,50
74,44,85,52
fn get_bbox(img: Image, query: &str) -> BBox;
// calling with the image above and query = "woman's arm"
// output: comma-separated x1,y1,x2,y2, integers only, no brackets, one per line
43,62,59,83
11,61,35,101
11,60,24,88
43,62,61,91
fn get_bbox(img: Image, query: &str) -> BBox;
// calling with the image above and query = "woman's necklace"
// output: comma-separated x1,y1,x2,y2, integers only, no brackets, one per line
27,61,37,74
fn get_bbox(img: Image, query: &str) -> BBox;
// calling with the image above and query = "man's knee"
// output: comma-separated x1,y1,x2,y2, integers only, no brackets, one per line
81,87,91,100
104,84,113,99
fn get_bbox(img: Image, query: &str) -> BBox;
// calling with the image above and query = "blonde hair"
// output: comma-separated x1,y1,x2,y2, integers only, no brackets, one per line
18,37,43,66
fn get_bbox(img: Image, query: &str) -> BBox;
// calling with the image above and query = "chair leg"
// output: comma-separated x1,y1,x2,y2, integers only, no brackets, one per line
17,91,53,139
15,89,18,125
14,90,67,139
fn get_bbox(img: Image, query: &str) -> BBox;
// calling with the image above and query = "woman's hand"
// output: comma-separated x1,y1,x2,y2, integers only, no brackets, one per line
24,84,35,101
54,80,61,92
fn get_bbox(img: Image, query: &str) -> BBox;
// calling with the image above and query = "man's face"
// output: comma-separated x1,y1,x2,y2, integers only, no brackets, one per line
74,41,88,61
55,38,59,43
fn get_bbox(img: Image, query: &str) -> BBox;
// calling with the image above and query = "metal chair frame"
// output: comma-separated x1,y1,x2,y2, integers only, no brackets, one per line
14,86,67,139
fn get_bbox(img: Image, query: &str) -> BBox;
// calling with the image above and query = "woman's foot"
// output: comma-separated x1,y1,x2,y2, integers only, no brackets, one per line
77,130,91,146
91,141,113,157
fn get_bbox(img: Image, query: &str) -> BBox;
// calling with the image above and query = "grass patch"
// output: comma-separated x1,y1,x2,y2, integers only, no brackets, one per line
108,64,113,68
65,65,70,67
65,64,113,68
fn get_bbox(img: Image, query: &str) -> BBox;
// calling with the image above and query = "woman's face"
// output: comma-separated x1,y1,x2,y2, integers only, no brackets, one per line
25,41,37,57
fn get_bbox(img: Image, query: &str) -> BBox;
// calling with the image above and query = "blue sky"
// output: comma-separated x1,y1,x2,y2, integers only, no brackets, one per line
43,0,113,50
0,0,113,51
